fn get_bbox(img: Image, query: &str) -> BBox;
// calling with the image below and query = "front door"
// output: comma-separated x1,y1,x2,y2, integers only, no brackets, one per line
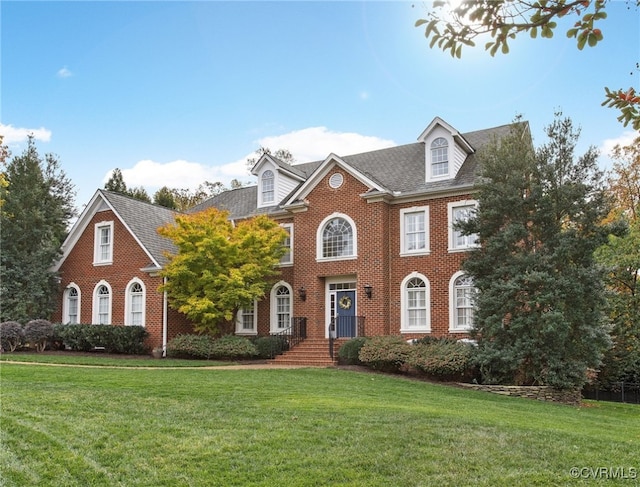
335,290,356,338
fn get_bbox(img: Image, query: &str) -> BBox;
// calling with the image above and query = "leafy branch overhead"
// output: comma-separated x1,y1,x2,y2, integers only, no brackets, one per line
416,0,640,130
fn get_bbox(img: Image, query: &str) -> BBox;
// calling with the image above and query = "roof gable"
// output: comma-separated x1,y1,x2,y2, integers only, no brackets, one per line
53,190,179,272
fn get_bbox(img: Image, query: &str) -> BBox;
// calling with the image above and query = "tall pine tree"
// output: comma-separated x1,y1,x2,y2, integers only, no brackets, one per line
0,136,76,322
460,115,611,389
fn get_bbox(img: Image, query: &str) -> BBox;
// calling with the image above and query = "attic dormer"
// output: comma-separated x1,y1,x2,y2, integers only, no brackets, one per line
418,117,474,183
251,154,306,209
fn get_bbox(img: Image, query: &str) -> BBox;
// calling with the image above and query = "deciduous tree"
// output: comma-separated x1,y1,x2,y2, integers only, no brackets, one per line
158,208,288,334
416,0,640,129
460,114,611,389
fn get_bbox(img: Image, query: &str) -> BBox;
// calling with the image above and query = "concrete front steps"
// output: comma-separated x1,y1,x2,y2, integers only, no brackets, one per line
269,338,345,367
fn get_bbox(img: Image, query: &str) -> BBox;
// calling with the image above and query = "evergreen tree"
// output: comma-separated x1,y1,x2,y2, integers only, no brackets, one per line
104,168,128,193
0,136,76,322
153,186,177,209
460,115,611,389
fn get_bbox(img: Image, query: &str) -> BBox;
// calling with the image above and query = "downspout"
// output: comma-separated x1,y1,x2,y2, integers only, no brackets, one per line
162,277,168,357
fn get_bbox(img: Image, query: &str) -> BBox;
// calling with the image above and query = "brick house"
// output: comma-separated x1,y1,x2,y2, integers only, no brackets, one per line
53,117,517,357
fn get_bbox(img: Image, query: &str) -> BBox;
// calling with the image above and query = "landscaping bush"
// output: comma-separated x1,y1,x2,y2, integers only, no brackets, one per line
0,321,24,352
254,335,289,359
358,336,413,373
210,335,258,360
338,337,368,365
408,339,475,381
23,319,54,352
166,334,216,359
53,324,149,354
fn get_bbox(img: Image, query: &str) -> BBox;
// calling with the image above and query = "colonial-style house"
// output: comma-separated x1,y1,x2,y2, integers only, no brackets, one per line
53,117,519,363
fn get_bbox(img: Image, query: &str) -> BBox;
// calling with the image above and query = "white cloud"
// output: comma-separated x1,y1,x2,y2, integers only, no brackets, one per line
57,66,73,78
600,130,637,158
0,124,52,144
109,127,397,193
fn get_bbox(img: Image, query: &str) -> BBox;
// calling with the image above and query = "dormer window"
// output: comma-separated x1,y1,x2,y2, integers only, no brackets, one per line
261,170,275,205
431,137,449,177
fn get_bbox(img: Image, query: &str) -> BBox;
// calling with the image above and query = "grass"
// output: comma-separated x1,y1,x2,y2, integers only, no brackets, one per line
0,351,232,368
1,362,638,486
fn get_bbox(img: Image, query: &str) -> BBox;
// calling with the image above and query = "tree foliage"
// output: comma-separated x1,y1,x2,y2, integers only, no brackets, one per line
158,208,288,334
594,136,640,385
104,168,151,203
460,114,611,389
0,136,76,322
416,0,640,130
246,146,296,171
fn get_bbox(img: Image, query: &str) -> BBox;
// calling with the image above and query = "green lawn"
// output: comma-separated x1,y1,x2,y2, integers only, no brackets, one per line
1,361,638,486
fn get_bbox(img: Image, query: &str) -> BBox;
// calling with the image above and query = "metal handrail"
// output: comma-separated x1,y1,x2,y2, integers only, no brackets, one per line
272,317,307,358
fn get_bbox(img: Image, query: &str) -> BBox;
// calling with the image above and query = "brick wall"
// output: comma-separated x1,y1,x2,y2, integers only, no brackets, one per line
54,209,193,348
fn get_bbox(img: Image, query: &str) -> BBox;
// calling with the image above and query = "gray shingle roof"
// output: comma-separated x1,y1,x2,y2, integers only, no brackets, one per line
100,190,179,267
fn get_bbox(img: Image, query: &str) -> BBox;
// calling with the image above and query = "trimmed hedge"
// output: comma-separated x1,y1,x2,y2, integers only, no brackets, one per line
0,321,24,352
253,336,289,359
166,334,216,359
166,334,258,360
408,339,474,380
358,336,413,373
338,337,368,365
24,320,54,352
53,324,149,354
210,335,257,360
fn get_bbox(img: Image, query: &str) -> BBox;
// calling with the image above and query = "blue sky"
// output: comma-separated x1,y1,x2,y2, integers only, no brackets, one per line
2,1,638,207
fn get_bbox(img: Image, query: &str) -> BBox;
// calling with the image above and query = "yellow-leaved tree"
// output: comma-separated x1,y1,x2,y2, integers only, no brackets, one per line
158,208,288,335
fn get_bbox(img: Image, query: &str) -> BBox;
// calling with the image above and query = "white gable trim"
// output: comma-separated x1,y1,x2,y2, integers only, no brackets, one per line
282,154,388,208
417,116,474,154
52,190,161,272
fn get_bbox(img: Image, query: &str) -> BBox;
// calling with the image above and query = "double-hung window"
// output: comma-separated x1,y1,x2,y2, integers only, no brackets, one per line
448,201,479,251
400,206,429,255
431,137,449,178
261,170,275,205
400,273,430,333
94,222,114,265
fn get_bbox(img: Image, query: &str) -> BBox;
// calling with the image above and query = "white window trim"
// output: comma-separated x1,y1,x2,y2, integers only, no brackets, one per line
93,221,114,266
92,280,112,325
400,206,430,256
449,271,476,332
236,300,258,335
447,200,479,252
125,278,146,327
279,223,293,267
430,137,450,180
400,272,431,333
270,281,292,334
62,283,81,324
316,212,358,262
259,169,276,207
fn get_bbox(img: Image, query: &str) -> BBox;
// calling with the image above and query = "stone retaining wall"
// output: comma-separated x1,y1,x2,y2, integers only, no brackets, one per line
457,383,582,406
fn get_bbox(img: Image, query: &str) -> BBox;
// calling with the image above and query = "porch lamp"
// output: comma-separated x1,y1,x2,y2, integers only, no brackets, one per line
298,287,307,301
364,284,373,299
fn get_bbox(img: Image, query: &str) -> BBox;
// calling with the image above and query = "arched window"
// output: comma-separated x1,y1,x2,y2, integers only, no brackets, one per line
401,273,430,332
270,282,292,333
261,170,275,204
93,282,112,325
63,284,81,324
450,272,475,331
318,214,356,260
431,137,449,177
126,279,145,327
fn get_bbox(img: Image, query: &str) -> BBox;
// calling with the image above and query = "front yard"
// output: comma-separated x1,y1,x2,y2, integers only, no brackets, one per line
1,359,638,486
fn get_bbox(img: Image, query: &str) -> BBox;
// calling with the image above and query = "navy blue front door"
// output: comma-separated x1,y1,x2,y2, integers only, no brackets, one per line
335,290,356,338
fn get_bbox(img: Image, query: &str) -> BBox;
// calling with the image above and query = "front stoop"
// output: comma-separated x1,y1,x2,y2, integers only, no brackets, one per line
269,338,344,367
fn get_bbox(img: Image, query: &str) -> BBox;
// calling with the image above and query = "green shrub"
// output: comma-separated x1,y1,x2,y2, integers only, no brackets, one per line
408,339,475,380
53,324,149,354
338,337,368,365
0,321,24,352
23,319,54,352
254,336,289,359
210,335,258,360
358,336,413,373
166,334,216,359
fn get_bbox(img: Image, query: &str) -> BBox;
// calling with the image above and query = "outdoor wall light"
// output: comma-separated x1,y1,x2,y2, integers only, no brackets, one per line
364,284,373,299
298,287,307,301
